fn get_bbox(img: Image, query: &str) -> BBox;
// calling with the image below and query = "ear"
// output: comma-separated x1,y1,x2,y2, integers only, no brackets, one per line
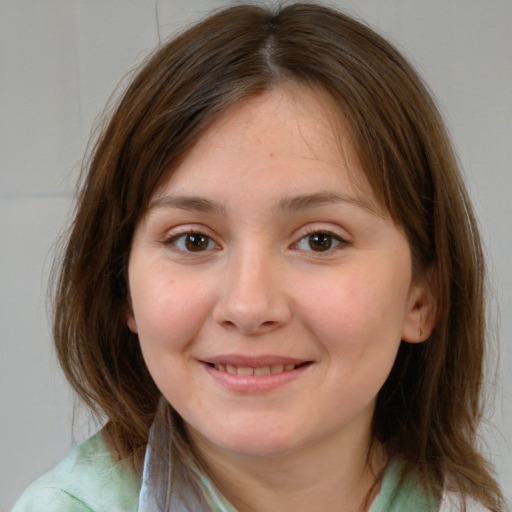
401,279,437,344
127,314,138,333
125,303,138,334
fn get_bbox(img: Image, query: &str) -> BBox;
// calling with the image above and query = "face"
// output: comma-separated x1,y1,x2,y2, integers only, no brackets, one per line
127,86,429,460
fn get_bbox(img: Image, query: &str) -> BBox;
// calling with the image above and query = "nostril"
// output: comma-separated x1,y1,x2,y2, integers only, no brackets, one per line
220,320,237,329
213,291,292,334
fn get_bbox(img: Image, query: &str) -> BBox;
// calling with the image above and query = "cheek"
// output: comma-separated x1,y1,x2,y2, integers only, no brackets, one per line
130,271,213,352
299,273,408,418
130,273,215,402
297,269,409,356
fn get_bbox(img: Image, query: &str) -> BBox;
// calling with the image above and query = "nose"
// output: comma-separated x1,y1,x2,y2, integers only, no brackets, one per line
213,250,292,335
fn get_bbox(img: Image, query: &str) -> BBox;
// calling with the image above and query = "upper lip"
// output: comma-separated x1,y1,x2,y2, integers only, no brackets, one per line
201,355,311,367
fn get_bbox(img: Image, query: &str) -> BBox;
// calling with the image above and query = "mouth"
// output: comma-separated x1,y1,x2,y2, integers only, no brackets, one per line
201,357,313,393
205,361,310,376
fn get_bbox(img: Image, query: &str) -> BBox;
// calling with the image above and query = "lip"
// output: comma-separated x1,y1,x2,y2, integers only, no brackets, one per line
200,355,313,394
204,354,307,367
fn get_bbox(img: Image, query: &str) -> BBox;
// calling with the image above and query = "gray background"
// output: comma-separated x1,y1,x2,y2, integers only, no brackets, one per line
1,0,510,509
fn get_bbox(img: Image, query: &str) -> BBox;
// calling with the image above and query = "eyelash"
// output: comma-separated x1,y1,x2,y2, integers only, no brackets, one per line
164,231,219,253
292,229,348,253
164,228,348,254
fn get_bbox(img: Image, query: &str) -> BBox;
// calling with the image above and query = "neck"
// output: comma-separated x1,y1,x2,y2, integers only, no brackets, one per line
188,420,386,512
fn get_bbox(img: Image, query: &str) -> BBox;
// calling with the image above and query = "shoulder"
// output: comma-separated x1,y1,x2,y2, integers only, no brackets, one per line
12,431,141,512
439,490,492,512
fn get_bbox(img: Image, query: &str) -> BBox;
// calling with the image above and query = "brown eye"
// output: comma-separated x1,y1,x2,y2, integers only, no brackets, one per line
185,233,209,251
308,233,334,251
294,231,344,252
170,232,217,252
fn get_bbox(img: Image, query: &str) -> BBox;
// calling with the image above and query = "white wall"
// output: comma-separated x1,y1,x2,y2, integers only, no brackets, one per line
1,0,510,509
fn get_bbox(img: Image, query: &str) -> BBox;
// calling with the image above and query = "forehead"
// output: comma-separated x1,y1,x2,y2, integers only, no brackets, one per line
152,85,379,212
199,85,339,156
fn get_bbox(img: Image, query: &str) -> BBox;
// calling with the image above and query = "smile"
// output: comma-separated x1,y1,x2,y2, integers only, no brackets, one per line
201,357,312,393
208,363,300,376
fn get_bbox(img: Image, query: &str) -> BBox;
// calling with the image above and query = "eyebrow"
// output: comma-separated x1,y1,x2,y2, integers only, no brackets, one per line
277,192,379,215
148,196,227,216
148,191,379,216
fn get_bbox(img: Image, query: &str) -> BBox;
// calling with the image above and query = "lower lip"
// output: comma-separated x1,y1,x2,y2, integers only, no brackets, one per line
202,362,311,394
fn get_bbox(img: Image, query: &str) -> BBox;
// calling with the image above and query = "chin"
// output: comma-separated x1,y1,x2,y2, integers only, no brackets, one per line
190,421,302,459
187,424,301,457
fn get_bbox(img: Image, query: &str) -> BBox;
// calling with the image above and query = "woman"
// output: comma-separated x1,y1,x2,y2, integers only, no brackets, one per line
14,3,505,511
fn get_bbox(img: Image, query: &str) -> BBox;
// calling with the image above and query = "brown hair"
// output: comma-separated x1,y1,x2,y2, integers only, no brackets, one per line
53,2,503,509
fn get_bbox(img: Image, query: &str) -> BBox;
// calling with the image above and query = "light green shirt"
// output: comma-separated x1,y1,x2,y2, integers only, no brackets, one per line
13,432,140,512
13,432,436,512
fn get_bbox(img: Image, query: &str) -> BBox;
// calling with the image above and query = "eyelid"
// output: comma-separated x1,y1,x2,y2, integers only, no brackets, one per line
162,227,221,253
291,226,351,252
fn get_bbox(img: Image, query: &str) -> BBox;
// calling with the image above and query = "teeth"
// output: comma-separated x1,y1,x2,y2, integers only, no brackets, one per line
254,366,271,376
226,364,237,375
213,363,297,375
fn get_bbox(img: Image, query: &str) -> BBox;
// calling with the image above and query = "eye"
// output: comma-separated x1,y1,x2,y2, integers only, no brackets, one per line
294,231,345,252
167,232,219,252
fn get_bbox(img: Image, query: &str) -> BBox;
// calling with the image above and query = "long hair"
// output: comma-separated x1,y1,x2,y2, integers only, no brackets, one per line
53,3,503,509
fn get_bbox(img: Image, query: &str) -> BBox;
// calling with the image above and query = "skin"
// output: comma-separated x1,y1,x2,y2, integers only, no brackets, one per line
127,85,434,511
